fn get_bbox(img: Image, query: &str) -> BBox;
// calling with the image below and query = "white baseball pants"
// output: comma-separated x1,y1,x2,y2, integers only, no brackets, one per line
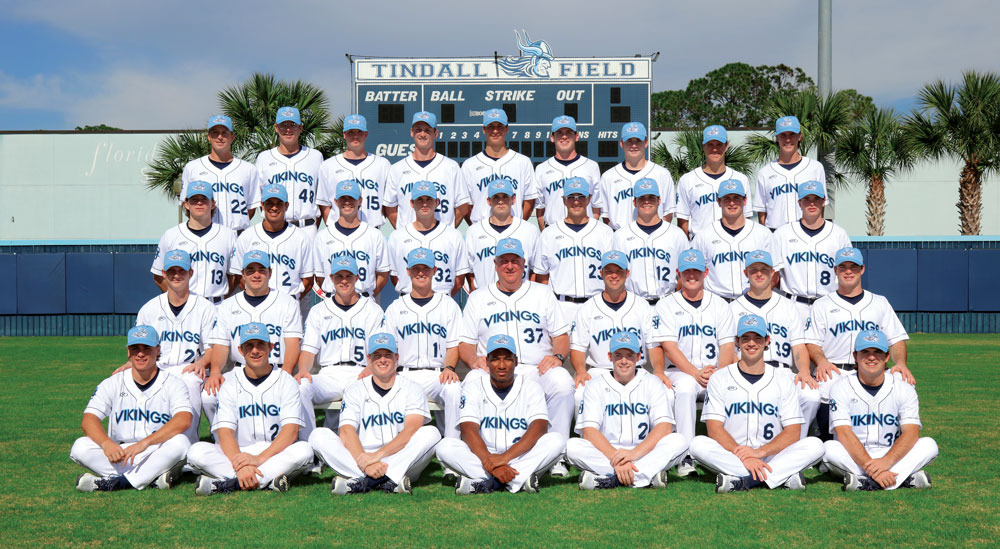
185,440,313,489
309,425,441,484
822,437,938,490
435,432,567,492
70,434,190,490
689,435,825,488
565,433,689,487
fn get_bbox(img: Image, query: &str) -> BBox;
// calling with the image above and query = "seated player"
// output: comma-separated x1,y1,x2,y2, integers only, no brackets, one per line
436,335,567,494
310,333,442,494
187,323,313,494
71,326,192,492
823,330,938,491
689,314,825,492
566,331,688,489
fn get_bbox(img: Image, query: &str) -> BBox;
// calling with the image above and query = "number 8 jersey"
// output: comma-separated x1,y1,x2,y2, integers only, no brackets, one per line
701,364,804,448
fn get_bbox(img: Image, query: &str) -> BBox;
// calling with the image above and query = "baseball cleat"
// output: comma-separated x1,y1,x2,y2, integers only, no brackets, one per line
331,476,369,495
715,473,749,493
153,463,183,490
784,472,807,491
521,473,541,493
549,460,570,477
842,473,880,492
306,458,323,477
578,470,598,490
270,474,289,493
383,475,412,494
818,463,830,474
650,469,669,489
195,475,238,495
76,473,102,492
455,475,496,495
594,474,620,490
676,456,697,477
901,470,932,489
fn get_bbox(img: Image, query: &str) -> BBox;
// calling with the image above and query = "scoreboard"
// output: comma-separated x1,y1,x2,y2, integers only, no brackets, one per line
350,32,653,172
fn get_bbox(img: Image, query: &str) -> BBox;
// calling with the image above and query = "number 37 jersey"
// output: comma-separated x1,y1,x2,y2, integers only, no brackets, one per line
701,365,804,448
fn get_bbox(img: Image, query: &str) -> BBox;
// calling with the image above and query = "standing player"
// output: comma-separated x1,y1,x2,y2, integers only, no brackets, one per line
823,330,937,491
383,111,471,228
611,179,688,305
593,122,675,231
567,331,688,489
316,114,390,228
753,115,828,230
310,333,442,494
151,181,237,304
465,177,541,291
188,323,314,494
386,182,470,296
436,335,567,494
462,108,539,223
71,326,192,492
674,125,751,239
180,114,260,232
533,116,601,231
255,107,324,236
689,314,825,492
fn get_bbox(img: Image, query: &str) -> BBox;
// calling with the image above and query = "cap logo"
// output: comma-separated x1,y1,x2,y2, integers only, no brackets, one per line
374,334,390,345
723,181,737,190
416,112,430,120
211,116,226,124
167,251,184,261
639,182,653,190
615,334,632,343
841,249,856,257
684,252,699,262
863,333,880,343
244,324,261,335
501,240,517,249
336,257,352,267
339,181,355,190
626,124,638,132
486,110,501,118
413,250,427,259
280,108,295,117
707,128,719,136
780,118,794,127
348,116,360,123
417,183,431,191
802,182,817,191
743,316,760,327
607,252,620,260
247,251,263,260
191,182,207,191
133,327,148,338
557,116,571,123
495,335,510,345
750,251,765,260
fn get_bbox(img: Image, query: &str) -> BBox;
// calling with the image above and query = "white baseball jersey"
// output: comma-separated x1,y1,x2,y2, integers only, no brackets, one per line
829,373,921,448
593,162,676,231
612,221,689,300
534,155,601,227
651,291,737,368
387,222,470,294
181,156,261,231
382,292,461,369
230,224,315,296
465,217,541,288
135,294,217,367
771,220,852,299
535,219,615,298
301,296,385,366
85,370,193,443
340,376,431,451
151,223,237,300
311,221,389,297
208,292,303,365
459,374,549,454
730,294,807,368
576,369,675,447
384,154,470,227
674,167,752,237
804,291,909,364
570,292,656,369
213,367,304,446
316,153,391,228
254,147,324,222
701,364,804,448
752,158,827,229
460,282,570,366
691,221,772,299
462,150,540,223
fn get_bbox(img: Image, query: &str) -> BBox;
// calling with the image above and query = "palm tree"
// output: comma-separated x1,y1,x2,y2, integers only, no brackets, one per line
836,108,917,236
906,70,1000,235
313,116,346,159
145,131,210,199
652,129,756,181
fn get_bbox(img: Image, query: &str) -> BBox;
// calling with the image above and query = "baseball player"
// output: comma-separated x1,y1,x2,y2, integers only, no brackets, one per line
386,181,470,296
650,248,737,476
151,181,237,304
465,177,542,291
382,248,462,440
180,114,261,232
458,237,575,476
310,333,442,494
593,122,675,231
730,250,820,438
436,335,567,494
316,114,391,228
187,322,314,494
534,177,615,323
567,331,688,489
71,326,192,492
461,108,539,224
295,254,385,441
311,179,390,300
753,115,828,230
823,330,937,491
689,314,825,492
534,116,601,231
674,125,752,239
254,107,324,236
611,179,688,304
383,111,471,228
691,179,771,300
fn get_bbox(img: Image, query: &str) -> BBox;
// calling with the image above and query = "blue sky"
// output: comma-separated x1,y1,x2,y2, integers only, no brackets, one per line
1,0,996,130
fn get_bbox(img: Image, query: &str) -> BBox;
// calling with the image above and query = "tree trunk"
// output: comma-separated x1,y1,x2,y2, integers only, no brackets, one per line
866,176,886,236
958,162,983,235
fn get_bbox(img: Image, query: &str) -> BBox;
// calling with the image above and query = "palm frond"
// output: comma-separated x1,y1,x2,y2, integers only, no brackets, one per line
145,132,210,199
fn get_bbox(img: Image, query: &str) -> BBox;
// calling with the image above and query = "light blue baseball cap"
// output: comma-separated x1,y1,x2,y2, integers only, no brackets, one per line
261,183,288,203
406,247,436,269
483,108,508,127
343,114,367,132
609,331,641,354
797,180,826,199
737,314,767,338
368,332,398,354
128,325,159,347
678,248,707,272
854,329,889,353
163,249,192,271
621,122,647,142
488,177,515,198
552,115,576,132
185,180,213,200
275,106,301,125
207,114,233,132
776,115,801,135
486,334,517,357
744,249,773,268
703,125,728,144
601,250,629,271
335,179,362,200
717,178,746,198
239,322,270,345
411,180,437,200
835,247,864,267
495,238,524,259
243,249,271,270
633,178,659,198
411,111,437,128
330,253,359,276
564,176,590,197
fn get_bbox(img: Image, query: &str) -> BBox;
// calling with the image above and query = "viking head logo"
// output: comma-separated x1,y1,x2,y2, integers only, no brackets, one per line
497,29,554,78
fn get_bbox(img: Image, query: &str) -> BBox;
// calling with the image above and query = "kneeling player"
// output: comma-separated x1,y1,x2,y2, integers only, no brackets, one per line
689,314,824,492
823,330,938,491
187,323,313,494
566,332,688,489
436,335,567,494
71,326,192,491
310,333,442,494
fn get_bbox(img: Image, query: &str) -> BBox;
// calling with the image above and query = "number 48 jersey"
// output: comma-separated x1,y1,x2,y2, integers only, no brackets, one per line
576,369,675,448
828,372,921,449
701,364,804,448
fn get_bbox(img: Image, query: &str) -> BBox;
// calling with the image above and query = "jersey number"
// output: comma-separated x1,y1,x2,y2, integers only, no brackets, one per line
281,271,292,287
587,264,601,280
354,346,365,363
655,266,670,282
523,328,543,344
357,266,368,282
763,422,774,440
776,342,792,358
366,195,380,211
435,199,450,215
269,424,279,441
705,343,716,360
298,189,314,203
211,270,225,285
820,271,831,285
637,422,649,440
884,432,899,445
434,268,452,283
230,199,247,215
182,349,197,363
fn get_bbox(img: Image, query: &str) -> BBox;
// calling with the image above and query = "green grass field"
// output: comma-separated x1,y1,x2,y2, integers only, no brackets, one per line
1,334,997,548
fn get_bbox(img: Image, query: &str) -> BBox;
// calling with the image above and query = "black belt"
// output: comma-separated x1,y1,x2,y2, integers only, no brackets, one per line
556,294,588,304
646,297,660,306
325,361,360,368
397,366,442,372
361,291,371,297
833,363,857,371
721,295,738,303
764,360,791,368
209,295,224,304
294,218,317,227
780,290,817,305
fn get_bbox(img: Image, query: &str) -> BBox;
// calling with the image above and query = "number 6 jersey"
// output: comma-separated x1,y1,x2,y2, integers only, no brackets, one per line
701,364,804,448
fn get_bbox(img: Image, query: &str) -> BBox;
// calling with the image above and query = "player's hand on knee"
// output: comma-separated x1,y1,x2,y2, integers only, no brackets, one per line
237,466,261,490
890,363,915,385
364,462,388,478
101,440,126,462
815,361,840,382
492,465,517,484
440,369,459,384
357,367,373,379
294,370,313,384
183,362,207,379
574,371,592,388
472,357,489,371
121,440,150,466
614,462,637,486
654,372,673,389
204,375,224,395
357,452,379,470
743,457,771,481
795,371,819,390
537,355,561,374
112,361,132,375
733,445,761,460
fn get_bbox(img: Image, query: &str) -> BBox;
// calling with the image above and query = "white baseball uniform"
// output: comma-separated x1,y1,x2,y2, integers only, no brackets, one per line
254,146,325,227
612,221,688,301
771,220,852,321
311,221,389,297
465,217,541,288
462,150,540,223
151,223,237,302
674,167,752,238
752,157,827,229
535,218,615,322
387,222,470,295
384,154,470,228
593,163,676,231
534,155,601,227
691,221,772,299
570,292,656,370
181,156,261,231
316,153,391,228
230,224,316,297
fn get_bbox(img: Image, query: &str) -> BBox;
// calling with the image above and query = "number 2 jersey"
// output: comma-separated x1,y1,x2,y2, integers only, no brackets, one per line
459,374,548,454
701,364,804,448
213,367,304,446
576,369,675,448
828,372,921,449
